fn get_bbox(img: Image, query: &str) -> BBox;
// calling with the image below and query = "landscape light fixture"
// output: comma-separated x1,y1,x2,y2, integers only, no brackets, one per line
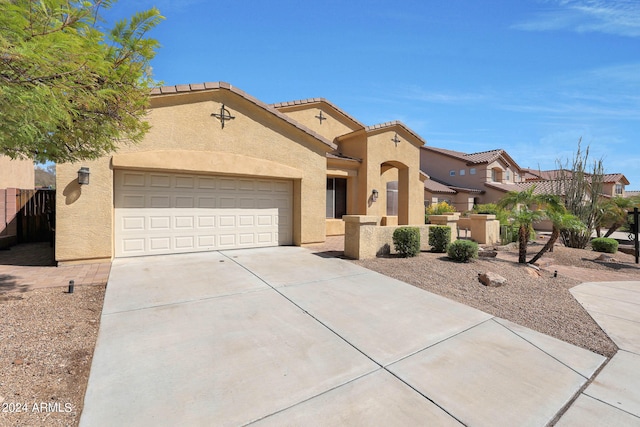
372,189,379,202
77,167,90,185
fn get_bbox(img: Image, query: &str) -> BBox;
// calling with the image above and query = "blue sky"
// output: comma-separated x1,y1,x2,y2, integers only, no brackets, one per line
104,0,640,189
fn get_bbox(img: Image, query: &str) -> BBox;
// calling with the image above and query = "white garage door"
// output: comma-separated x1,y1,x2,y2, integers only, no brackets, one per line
114,170,293,257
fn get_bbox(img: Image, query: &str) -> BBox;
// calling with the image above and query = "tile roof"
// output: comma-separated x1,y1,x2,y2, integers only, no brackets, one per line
326,152,361,162
524,169,630,185
150,82,337,151
365,121,427,147
271,98,365,129
423,177,484,194
603,173,630,185
421,146,522,170
424,179,457,194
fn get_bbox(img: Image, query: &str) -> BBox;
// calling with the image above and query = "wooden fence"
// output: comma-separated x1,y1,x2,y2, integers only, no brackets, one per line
16,189,55,244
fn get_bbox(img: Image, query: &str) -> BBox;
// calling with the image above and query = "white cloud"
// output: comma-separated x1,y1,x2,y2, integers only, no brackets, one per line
514,0,640,37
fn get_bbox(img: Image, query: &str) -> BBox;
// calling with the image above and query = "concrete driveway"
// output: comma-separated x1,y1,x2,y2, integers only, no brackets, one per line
81,247,609,426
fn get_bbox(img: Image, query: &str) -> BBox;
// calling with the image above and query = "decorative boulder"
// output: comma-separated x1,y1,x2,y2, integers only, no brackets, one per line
478,272,507,287
478,248,498,258
596,253,617,262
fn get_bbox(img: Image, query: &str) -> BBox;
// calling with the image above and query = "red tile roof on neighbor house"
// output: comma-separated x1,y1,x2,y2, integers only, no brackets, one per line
270,97,365,129
424,177,484,195
150,82,337,151
424,179,457,194
523,169,630,185
421,146,523,170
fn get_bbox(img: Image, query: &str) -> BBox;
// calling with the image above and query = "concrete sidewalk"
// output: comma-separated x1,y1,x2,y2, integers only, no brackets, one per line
557,281,640,425
80,247,615,426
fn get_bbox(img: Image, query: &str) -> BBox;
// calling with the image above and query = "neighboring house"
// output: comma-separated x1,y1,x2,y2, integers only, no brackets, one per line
0,155,35,189
521,169,630,198
55,82,426,264
0,155,35,248
420,146,525,210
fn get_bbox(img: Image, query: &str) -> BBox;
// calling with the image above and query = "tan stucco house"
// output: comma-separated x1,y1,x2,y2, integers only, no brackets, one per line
522,169,630,198
420,146,525,210
0,155,34,189
55,82,426,264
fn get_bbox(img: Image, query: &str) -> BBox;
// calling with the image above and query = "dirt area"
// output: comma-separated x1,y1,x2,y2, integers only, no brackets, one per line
0,285,105,427
354,242,640,358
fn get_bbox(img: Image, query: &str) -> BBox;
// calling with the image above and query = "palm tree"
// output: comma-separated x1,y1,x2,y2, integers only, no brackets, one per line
529,211,584,265
498,186,546,264
597,197,635,238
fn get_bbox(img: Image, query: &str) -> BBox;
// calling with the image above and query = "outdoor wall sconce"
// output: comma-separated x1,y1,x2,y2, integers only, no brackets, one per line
77,167,90,185
372,189,379,202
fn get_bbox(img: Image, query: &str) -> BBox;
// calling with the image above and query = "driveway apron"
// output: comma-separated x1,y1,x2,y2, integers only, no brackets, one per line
81,247,607,426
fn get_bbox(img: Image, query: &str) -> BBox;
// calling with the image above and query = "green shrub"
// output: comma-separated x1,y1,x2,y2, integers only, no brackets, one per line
591,237,618,254
474,203,510,226
447,240,479,262
425,201,456,223
428,225,451,253
392,227,420,257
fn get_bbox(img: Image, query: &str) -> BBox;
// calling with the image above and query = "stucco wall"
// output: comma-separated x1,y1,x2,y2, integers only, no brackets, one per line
56,88,330,263
0,156,34,189
363,129,424,225
278,105,359,142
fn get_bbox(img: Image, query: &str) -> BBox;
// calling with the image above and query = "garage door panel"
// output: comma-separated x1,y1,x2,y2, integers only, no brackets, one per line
115,171,292,257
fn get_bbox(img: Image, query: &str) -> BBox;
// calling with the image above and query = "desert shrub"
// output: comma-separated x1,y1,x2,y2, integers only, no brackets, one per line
447,240,479,262
591,237,618,254
428,225,451,253
474,203,510,226
425,201,456,223
392,227,420,257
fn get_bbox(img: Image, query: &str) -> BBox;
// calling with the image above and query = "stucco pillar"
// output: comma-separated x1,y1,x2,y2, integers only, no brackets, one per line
344,215,379,259
470,214,500,244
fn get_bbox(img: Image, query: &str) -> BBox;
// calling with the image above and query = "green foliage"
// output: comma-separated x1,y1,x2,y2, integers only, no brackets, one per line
554,141,605,248
428,225,451,253
498,186,547,263
392,227,421,258
591,237,618,254
425,201,456,223
0,0,164,163
447,240,479,262
474,203,510,225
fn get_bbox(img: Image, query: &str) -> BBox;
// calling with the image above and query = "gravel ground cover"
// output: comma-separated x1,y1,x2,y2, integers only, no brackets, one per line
0,285,105,427
354,242,640,358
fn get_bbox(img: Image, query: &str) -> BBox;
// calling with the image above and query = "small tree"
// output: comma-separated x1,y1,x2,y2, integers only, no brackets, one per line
529,210,584,265
498,186,546,263
553,141,605,248
0,0,164,163
596,197,635,238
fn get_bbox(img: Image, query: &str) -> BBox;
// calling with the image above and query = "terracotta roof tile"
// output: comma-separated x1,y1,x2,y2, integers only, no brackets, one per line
149,82,337,151
424,179,457,194
421,146,523,171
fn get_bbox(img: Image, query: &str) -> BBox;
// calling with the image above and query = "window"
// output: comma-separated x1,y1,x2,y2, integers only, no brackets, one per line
386,181,398,216
449,170,456,176
326,178,347,218
459,169,465,176
506,171,510,181
616,184,623,195
470,168,476,175
491,168,502,182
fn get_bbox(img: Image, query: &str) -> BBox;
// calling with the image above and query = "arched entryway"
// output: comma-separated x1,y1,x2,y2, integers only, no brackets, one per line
380,161,410,225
